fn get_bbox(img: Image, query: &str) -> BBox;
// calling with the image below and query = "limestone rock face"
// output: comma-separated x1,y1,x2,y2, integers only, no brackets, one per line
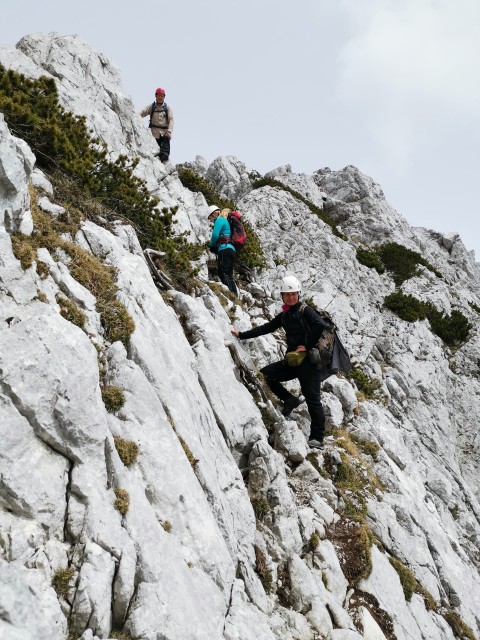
1,32,480,640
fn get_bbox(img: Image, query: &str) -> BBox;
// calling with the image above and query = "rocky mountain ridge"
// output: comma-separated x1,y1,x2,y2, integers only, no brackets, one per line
0,32,479,640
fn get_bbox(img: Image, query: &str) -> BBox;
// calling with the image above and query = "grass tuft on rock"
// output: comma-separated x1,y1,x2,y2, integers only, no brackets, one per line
113,436,139,466
114,488,130,515
309,531,320,551
56,294,86,329
442,609,476,640
52,567,75,598
102,386,126,413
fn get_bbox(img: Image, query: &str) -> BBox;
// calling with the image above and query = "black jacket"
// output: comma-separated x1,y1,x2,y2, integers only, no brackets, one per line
239,302,331,353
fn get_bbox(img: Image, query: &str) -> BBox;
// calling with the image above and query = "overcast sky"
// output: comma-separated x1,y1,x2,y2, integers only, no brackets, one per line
1,0,479,259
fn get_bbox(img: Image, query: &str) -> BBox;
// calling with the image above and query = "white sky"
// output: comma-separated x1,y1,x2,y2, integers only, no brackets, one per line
1,0,479,259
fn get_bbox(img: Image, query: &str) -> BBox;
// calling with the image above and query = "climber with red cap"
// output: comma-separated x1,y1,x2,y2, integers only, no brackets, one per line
139,87,174,163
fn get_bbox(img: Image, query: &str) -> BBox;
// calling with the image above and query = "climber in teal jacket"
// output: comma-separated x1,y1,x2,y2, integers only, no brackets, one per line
208,206,238,295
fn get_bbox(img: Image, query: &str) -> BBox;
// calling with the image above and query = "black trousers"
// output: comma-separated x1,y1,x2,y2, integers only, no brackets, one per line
217,248,238,295
261,358,325,440
155,135,170,161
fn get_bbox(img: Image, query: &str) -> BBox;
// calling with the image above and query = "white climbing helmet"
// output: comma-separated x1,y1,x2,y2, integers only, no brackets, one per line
280,275,301,294
208,204,220,216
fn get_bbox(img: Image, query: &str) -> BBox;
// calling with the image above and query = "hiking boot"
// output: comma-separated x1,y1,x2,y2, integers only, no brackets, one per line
281,396,302,417
308,439,324,450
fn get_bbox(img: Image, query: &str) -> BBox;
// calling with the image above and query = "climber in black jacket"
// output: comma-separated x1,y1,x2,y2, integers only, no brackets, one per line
231,275,331,450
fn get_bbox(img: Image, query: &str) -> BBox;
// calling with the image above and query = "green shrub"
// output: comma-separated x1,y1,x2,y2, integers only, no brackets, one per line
378,242,442,285
384,291,471,345
356,242,442,284
56,294,86,328
334,452,367,493
52,567,75,597
427,307,471,345
389,557,438,611
252,176,345,239
36,260,50,279
113,436,139,465
384,290,427,322
114,488,130,514
347,367,382,399
356,248,385,274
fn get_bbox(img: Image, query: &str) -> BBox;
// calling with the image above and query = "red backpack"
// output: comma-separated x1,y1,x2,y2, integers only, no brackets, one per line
227,211,247,250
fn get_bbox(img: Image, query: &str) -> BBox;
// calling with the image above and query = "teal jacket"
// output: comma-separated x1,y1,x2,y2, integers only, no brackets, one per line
209,217,236,252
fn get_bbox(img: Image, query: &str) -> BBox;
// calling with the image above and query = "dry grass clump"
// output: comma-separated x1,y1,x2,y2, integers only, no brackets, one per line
102,386,126,413
389,556,438,611
114,488,130,515
14,192,135,347
52,567,75,597
11,233,36,269
113,436,139,466
309,531,320,551
442,609,476,640
327,518,373,586
56,294,86,328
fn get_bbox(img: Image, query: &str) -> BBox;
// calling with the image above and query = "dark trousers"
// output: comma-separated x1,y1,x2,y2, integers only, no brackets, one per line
217,248,238,295
155,135,170,161
261,358,325,441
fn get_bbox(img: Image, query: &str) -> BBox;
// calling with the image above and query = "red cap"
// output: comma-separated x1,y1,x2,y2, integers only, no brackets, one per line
155,87,166,96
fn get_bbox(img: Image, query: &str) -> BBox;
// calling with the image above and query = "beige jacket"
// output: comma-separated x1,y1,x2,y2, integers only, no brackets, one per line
139,102,174,138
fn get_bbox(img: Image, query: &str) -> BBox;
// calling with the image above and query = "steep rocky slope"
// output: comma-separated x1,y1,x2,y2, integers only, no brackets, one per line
1,33,479,640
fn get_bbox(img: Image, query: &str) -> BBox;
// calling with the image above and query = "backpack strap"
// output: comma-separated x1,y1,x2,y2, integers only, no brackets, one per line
149,102,169,129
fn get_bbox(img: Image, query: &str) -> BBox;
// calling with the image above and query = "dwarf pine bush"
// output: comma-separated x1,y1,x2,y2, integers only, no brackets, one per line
357,241,442,284
356,248,385,274
384,291,471,345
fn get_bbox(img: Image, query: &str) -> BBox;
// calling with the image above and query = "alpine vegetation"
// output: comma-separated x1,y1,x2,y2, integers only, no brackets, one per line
0,32,479,640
